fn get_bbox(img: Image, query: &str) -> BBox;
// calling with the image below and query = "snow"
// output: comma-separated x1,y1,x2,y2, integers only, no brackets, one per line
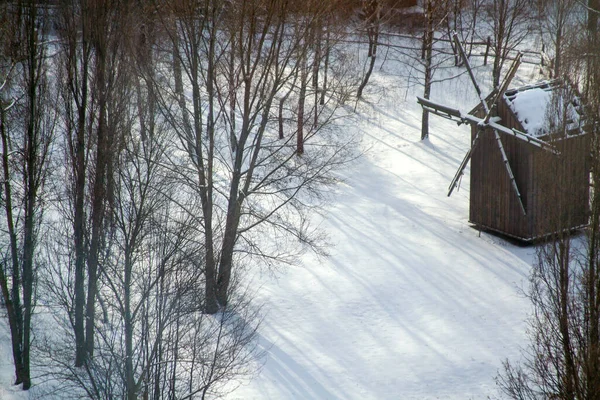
0,319,27,400
505,81,584,137
224,59,536,398
0,37,538,400
507,86,551,136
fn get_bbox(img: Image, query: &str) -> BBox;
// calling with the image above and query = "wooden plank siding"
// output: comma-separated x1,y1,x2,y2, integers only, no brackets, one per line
529,133,590,237
468,96,590,241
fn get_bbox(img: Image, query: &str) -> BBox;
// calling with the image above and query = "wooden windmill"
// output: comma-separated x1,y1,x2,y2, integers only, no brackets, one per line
417,33,590,241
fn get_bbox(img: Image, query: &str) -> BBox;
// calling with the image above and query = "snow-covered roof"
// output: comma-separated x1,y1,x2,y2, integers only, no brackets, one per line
504,80,587,138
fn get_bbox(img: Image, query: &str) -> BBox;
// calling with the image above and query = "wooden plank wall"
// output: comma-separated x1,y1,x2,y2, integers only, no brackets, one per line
470,101,532,239
469,98,590,241
530,133,590,237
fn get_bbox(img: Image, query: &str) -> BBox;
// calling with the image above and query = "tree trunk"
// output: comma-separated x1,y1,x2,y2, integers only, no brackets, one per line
557,241,576,398
357,31,377,98
586,126,600,398
357,0,379,99
205,18,219,314
421,0,433,140
313,18,321,128
589,0,599,34
492,47,502,89
21,2,40,387
491,0,506,90
554,24,562,78
72,15,90,369
85,36,110,360
321,26,330,106
172,24,219,314
0,106,25,386
125,251,136,400
229,32,237,151
216,165,243,308
297,41,307,155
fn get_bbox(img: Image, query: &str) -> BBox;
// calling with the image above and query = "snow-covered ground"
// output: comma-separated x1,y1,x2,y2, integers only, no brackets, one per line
225,54,542,399
0,324,28,400
0,41,544,400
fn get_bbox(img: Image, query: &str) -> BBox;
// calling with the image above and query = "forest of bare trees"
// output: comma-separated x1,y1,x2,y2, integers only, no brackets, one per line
0,0,361,397
0,0,599,398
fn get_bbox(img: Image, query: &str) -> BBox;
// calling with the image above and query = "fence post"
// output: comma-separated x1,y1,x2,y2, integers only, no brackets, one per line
483,36,491,66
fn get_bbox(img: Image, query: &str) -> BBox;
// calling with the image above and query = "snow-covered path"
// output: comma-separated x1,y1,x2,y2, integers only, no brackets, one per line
227,64,537,399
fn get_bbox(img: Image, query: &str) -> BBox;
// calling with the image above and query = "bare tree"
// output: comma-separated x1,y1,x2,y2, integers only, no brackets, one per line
443,0,485,63
419,0,457,140
536,0,580,78
357,0,382,98
36,7,264,395
498,208,600,398
37,104,262,400
53,0,129,366
585,0,600,101
156,0,354,314
420,0,435,140
82,113,259,400
53,0,93,368
497,81,600,399
485,0,532,88
0,1,357,396
0,0,54,389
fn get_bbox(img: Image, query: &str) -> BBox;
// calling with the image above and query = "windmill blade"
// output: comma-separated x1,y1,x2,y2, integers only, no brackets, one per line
448,149,471,196
418,97,559,153
448,122,557,198
484,52,522,124
417,96,464,124
492,129,527,215
460,113,559,154
487,119,559,154
448,129,482,196
452,32,490,114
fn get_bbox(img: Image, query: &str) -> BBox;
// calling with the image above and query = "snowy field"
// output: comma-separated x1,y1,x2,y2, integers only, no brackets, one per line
0,41,546,400
224,52,543,399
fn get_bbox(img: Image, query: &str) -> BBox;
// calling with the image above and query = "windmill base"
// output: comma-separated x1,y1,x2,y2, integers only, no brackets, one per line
468,222,588,245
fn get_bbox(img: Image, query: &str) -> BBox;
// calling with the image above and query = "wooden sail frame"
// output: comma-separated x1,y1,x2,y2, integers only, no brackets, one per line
417,32,562,215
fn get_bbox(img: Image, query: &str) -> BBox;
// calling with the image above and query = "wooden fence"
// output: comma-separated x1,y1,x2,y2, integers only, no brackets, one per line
351,30,544,66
